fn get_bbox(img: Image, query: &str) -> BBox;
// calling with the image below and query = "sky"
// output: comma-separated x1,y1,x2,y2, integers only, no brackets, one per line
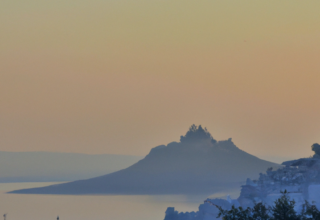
1,0,320,159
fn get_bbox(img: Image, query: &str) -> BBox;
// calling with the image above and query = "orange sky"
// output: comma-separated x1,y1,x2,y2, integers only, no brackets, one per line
1,0,320,158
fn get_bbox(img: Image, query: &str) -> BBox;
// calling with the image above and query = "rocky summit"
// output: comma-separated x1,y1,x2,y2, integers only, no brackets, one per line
9,125,278,195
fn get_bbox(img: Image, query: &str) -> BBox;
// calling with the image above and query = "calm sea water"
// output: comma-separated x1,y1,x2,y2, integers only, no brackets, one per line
0,183,239,220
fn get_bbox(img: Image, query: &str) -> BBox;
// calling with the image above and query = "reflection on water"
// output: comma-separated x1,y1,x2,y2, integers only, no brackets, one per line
0,183,239,220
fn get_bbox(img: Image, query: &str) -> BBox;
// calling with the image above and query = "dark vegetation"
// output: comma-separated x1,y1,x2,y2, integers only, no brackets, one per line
206,190,320,220
180,124,217,144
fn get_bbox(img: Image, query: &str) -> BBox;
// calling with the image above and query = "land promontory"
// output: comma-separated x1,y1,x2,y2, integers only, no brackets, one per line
9,125,279,195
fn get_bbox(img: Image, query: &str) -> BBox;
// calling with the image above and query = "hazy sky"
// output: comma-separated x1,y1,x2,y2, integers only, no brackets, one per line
1,0,320,158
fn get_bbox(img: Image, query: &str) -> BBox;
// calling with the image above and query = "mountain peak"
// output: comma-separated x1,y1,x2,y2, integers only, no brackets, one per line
9,125,280,195
180,124,217,144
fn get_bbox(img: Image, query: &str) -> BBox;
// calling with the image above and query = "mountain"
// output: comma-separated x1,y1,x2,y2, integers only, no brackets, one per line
9,125,280,195
0,151,143,182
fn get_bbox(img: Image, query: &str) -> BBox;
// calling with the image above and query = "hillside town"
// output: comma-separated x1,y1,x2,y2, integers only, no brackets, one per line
165,143,320,220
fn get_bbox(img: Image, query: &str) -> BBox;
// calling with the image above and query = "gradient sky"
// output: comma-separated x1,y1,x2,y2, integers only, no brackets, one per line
1,0,320,159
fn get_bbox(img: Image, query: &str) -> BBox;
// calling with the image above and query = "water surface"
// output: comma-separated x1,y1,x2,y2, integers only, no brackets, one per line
0,183,209,220
0,182,241,220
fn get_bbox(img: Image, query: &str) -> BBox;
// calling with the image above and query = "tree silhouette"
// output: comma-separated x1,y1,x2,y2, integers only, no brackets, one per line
180,124,217,144
208,190,320,220
271,190,298,220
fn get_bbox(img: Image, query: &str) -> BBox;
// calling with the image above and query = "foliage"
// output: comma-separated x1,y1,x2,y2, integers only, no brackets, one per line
210,190,320,220
271,190,298,220
217,205,251,220
299,200,320,220
180,124,217,144
251,202,271,220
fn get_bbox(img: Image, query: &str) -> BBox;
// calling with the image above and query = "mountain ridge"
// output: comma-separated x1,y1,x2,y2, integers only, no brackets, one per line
9,125,280,195
0,151,143,182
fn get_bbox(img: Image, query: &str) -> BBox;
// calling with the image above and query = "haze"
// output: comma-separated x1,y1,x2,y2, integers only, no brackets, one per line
1,0,320,159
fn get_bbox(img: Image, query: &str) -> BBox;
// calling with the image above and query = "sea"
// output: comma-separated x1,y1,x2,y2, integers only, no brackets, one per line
0,182,240,220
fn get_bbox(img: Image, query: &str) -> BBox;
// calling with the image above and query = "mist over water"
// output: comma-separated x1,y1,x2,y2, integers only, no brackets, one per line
0,183,236,220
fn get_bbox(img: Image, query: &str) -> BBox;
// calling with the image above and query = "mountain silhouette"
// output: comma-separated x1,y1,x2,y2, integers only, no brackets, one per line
0,151,142,182
9,125,279,195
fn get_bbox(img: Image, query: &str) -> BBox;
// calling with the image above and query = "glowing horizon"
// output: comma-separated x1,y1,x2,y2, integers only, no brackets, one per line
1,0,320,159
